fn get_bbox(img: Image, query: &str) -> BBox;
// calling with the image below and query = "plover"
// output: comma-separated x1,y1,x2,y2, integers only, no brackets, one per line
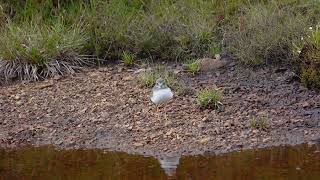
151,78,173,120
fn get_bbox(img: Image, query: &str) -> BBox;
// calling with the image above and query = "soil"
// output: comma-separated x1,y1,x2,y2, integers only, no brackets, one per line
0,61,320,156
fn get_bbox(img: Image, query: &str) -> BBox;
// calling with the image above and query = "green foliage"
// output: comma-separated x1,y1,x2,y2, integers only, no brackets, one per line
138,71,158,88
250,115,268,130
0,3,6,24
122,51,135,66
0,21,86,62
0,0,320,83
91,0,219,60
310,25,320,48
301,68,320,88
137,65,175,88
228,2,311,66
196,89,221,109
208,44,221,58
298,25,320,89
185,59,200,75
0,19,88,81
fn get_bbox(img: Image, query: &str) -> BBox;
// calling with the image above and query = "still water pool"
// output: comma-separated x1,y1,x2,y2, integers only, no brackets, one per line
1,144,320,180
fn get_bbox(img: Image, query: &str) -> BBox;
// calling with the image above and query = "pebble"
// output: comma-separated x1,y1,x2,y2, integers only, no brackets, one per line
15,101,23,106
199,137,211,144
14,95,21,100
122,75,134,81
302,102,310,108
133,142,144,147
224,121,232,127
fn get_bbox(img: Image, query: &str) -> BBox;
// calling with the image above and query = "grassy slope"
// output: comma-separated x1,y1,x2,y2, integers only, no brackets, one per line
0,0,319,85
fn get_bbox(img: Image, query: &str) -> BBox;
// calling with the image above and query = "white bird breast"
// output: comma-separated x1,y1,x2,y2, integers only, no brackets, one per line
151,88,173,105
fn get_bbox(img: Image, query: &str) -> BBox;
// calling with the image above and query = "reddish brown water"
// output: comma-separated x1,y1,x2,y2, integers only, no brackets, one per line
0,144,320,180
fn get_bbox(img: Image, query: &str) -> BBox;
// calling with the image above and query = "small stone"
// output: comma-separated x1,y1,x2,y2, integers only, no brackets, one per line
198,58,228,71
134,68,146,74
214,54,221,60
133,142,143,147
117,67,124,73
150,134,157,139
16,101,23,106
199,137,211,144
164,121,172,127
53,75,62,80
173,69,182,74
18,114,26,119
14,95,21,100
252,129,259,134
263,138,270,143
165,129,174,136
214,127,220,134
123,75,134,81
302,102,310,108
79,108,87,114
224,121,231,127
202,117,209,122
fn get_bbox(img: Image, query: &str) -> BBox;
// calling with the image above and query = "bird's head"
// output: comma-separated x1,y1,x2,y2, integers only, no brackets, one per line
155,78,167,89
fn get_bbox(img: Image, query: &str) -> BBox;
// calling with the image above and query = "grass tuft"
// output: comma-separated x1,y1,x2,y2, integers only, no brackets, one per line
0,20,90,81
196,88,221,109
122,51,135,66
137,71,158,88
185,59,200,75
137,65,175,88
298,25,320,89
250,115,268,130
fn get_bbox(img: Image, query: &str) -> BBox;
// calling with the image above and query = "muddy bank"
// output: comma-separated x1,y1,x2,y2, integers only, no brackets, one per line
0,62,320,156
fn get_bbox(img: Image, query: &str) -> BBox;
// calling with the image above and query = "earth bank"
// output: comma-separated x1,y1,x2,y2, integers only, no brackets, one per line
0,62,320,156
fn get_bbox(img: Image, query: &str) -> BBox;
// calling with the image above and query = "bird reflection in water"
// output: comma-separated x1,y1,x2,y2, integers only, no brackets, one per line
157,156,180,179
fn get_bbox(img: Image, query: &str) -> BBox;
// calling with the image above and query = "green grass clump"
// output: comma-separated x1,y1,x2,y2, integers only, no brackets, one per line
208,44,222,58
298,25,320,89
0,20,89,81
137,71,158,88
250,115,268,130
228,2,311,66
137,65,175,88
311,26,320,48
185,59,200,75
122,51,135,66
301,68,320,88
0,0,94,82
196,89,221,109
